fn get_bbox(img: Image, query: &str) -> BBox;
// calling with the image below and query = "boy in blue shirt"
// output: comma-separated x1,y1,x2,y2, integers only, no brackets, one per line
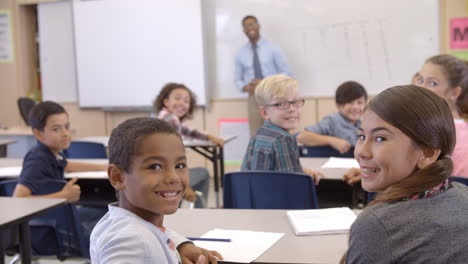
91,117,222,263
12,101,109,252
241,74,321,184
297,81,367,154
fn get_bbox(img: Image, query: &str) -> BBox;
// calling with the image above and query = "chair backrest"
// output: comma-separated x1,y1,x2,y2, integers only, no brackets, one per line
0,179,19,196
31,180,89,259
223,171,319,209
0,180,20,255
17,97,36,126
65,141,107,159
450,176,468,186
299,145,354,158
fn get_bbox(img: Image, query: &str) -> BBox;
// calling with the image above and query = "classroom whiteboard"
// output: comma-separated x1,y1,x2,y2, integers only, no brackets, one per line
72,0,206,108
211,0,439,98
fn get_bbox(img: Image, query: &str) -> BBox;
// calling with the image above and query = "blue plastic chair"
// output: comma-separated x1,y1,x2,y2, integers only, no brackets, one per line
450,176,468,186
30,180,89,259
0,179,18,196
0,180,21,262
64,141,107,159
0,180,89,260
17,97,36,126
223,171,319,209
299,145,354,158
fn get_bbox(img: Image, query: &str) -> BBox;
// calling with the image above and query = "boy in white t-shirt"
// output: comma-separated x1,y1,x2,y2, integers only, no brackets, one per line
90,117,222,263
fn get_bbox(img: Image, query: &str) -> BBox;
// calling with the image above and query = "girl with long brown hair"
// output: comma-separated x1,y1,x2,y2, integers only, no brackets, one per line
344,85,468,263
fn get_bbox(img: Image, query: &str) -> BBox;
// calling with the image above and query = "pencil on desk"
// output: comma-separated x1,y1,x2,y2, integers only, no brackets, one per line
187,237,231,242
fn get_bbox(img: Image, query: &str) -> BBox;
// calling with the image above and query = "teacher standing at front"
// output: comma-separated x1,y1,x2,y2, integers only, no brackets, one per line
234,15,292,136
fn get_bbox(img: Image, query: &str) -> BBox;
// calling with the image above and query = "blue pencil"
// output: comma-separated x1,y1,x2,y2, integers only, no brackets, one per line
187,237,231,242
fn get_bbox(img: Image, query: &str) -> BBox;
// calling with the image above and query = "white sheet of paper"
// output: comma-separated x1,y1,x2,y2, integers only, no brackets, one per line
193,229,284,263
287,207,357,236
65,171,108,179
0,166,22,177
321,157,359,168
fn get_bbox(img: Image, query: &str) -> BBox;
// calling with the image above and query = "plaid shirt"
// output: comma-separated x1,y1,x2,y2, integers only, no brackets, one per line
241,121,302,172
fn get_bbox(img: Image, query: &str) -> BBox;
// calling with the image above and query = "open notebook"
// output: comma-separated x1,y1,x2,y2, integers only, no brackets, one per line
287,207,357,236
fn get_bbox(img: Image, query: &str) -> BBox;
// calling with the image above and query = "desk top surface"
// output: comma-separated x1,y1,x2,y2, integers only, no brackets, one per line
300,157,350,180
0,157,349,181
165,208,349,264
78,136,236,147
0,126,33,136
0,197,66,227
0,139,16,145
0,158,108,179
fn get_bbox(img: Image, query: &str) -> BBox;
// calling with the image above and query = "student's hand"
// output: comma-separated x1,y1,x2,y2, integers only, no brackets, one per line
195,255,206,264
252,78,262,86
242,83,255,94
304,168,323,185
208,135,225,147
343,168,362,186
178,243,223,264
60,177,81,203
184,186,198,202
330,138,352,154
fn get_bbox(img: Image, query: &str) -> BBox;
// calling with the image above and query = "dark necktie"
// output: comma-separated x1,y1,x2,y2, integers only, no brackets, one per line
252,43,263,79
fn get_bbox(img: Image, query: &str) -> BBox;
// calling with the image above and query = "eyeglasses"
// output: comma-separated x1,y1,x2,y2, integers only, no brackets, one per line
264,98,305,110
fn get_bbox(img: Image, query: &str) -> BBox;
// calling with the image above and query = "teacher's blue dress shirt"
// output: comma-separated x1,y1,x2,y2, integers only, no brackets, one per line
235,37,291,90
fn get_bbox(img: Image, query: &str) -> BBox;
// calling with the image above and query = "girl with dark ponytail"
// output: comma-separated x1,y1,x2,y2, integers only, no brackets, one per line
344,85,468,263
417,54,468,177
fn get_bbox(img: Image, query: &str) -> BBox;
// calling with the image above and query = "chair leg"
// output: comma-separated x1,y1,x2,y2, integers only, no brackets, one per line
195,191,205,208
8,255,19,264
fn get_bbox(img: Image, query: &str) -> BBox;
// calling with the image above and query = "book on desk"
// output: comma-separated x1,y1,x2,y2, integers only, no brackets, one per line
287,207,357,236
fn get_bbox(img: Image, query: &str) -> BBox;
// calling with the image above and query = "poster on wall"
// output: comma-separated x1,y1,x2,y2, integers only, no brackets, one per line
449,17,468,60
0,10,14,63
218,119,250,164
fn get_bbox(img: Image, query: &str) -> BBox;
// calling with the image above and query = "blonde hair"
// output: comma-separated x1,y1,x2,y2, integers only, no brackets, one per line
254,74,299,105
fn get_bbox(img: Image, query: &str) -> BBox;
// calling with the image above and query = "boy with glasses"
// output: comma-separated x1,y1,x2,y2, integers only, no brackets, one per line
241,75,321,184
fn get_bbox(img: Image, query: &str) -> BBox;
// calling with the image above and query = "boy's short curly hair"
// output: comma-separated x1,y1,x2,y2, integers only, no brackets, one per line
153,83,197,122
108,117,181,172
335,81,368,105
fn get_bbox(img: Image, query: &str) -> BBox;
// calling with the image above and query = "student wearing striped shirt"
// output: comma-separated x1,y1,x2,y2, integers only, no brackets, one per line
241,74,322,184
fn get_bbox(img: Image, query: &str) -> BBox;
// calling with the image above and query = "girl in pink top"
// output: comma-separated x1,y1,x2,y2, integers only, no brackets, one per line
153,83,224,145
153,83,225,207
416,54,468,177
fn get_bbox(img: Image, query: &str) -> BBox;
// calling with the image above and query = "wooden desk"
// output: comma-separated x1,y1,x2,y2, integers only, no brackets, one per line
0,158,108,178
300,158,366,208
78,136,236,207
0,140,16,158
0,197,66,264
300,157,347,180
0,126,34,158
0,158,112,207
165,208,349,263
